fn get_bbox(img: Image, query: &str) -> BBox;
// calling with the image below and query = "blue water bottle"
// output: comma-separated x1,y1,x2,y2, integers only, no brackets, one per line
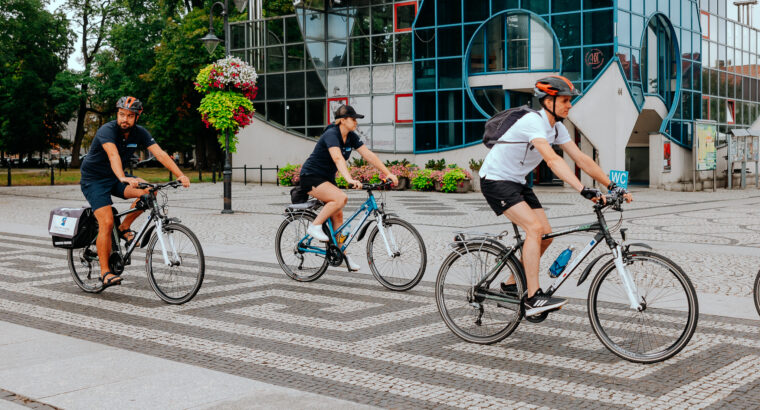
549,246,574,278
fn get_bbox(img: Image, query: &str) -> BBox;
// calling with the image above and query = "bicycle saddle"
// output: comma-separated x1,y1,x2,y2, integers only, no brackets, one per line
286,198,323,210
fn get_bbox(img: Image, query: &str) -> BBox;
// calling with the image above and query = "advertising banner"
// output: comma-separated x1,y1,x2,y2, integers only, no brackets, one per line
695,121,717,171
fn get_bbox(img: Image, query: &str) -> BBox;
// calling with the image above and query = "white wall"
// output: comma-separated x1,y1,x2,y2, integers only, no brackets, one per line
648,133,731,190
567,62,639,177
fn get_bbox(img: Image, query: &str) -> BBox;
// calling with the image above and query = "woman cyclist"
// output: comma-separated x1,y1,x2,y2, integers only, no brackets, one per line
300,105,398,271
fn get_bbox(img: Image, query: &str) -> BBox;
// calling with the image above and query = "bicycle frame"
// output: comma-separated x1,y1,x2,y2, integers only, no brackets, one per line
468,206,644,311
297,192,382,256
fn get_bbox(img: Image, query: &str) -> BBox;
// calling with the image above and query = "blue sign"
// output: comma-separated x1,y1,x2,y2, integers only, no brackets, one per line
609,170,629,190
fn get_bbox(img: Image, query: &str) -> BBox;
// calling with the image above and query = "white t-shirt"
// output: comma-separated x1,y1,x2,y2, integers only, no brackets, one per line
478,109,571,184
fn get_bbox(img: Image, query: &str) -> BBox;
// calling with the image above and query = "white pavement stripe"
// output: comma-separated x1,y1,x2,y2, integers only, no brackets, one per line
647,355,760,409
0,298,531,409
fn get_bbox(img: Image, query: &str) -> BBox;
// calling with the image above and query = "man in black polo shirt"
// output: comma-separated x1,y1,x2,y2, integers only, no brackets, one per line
80,96,190,288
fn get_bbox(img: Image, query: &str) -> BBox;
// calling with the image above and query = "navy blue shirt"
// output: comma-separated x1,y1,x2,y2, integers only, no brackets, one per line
80,121,157,182
300,125,364,180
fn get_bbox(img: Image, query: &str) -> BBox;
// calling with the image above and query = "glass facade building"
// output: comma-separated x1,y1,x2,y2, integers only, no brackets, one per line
232,0,760,157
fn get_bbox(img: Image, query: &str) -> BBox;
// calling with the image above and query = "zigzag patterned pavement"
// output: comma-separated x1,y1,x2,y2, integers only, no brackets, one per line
1,230,759,408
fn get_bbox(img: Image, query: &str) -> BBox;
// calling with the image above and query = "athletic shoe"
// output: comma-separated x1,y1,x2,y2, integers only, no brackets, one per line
307,224,329,242
524,289,567,316
500,282,518,296
345,255,361,271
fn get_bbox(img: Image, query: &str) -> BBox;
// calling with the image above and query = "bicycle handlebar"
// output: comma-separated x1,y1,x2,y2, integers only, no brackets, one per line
594,192,626,211
361,180,393,190
137,180,183,191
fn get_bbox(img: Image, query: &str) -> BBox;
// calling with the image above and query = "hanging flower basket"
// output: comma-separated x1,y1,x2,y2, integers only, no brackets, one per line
194,56,259,152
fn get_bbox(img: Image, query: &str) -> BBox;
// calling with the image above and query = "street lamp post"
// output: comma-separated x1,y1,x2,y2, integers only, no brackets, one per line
200,0,248,214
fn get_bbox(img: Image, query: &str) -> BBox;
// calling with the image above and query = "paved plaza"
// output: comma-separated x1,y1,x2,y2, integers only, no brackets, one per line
0,183,760,408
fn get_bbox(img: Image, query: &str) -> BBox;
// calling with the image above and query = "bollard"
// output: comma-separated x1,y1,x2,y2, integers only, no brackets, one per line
259,164,263,186
198,167,202,182
212,165,216,184
7,164,11,186
244,164,247,185
50,163,55,185
276,165,279,186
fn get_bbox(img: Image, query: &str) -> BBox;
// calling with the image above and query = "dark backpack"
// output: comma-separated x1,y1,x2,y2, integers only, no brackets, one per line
482,105,556,149
290,184,309,204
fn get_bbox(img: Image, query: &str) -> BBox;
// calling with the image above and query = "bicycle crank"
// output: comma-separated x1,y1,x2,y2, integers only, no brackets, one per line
109,253,125,275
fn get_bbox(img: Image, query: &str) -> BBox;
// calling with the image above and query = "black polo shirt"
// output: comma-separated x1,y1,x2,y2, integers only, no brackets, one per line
80,121,156,182
300,124,364,180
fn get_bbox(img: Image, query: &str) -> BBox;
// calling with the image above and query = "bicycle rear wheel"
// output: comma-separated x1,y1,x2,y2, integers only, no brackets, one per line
366,217,426,291
435,243,524,344
754,270,760,317
275,213,329,282
67,243,104,293
588,251,698,363
146,223,205,304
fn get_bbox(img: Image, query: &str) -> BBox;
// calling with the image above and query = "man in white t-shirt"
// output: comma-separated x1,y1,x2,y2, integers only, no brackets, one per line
479,75,632,316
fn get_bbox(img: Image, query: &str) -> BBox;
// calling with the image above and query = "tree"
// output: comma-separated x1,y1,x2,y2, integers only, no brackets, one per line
63,0,121,167
0,0,74,158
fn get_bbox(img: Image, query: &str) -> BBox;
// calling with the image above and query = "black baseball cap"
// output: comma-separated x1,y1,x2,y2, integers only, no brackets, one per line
334,105,365,119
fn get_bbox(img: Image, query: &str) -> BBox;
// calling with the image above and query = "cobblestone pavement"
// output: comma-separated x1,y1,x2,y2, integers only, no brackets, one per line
2,184,760,408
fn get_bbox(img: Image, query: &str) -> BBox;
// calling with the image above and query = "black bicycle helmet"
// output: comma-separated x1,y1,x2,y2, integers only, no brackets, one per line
116,96,144,115
533,76,580,121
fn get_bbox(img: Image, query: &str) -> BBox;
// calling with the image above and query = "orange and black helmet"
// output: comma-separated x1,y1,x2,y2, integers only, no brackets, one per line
116,96,144,115
534,76,581,100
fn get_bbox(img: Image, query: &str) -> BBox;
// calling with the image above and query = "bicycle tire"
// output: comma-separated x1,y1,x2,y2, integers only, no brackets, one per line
275,213,329,282
366,217,427,291
435,243,525,344
754,269,760,317
67,243,104,293
146,223,205,305
587,250,698,363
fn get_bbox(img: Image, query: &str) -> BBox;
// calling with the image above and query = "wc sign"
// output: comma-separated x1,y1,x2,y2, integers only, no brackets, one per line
609,170,629,190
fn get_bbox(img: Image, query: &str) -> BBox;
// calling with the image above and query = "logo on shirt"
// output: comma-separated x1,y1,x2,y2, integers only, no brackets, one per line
126,144,137,148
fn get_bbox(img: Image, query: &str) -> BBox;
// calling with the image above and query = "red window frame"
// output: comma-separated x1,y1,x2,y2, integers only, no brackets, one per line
727,99,735,124
394,1,417,33
327,97,348,124
701,11,710,40
395,93,413,123
702,95,710,120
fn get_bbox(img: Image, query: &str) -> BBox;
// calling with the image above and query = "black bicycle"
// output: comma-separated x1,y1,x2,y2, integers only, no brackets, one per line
275,181,427,291
67,180,205,304
435,193,699,363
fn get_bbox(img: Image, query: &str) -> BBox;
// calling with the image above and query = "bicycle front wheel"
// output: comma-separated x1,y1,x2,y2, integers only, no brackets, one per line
366,217,427,291
275,213,329,282
146,223,205,304
754,269,760,317
68,244,104,293
435,243,524,344
588,251,698,363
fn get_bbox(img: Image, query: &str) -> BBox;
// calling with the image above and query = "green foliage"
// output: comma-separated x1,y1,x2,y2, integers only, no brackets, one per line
335,174,348,188
384,158,411,167
469,158,484,171
440,168,468,193
277,163,301,186
263,0,295,17
424,158,446,170
350,157,368,167
0,0,74,155
197,91,254,151
410,169,435,191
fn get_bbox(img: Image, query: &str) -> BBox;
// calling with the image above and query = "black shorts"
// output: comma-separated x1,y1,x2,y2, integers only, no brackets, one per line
480,178,542,215
299,174,336,191
80,178,128,211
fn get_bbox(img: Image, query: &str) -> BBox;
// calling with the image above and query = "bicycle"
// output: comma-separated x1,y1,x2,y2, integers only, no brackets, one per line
754,270,760,317
67,180,205,304
435,193,699,363
275,181,427,291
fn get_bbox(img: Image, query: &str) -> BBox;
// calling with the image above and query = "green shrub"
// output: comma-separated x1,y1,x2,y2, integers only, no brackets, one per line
469,158,484,171
440,168,468,193
424,159,446,170
277,163,301,186
410,169,435,191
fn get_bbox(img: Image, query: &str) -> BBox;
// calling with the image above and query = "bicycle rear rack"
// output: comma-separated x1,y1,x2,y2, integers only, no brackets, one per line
449,230,512,257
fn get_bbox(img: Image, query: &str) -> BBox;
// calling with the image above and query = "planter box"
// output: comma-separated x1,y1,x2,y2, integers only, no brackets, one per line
436,179,472,193
393,177,409,190
469,171,481,192
434,181,442,191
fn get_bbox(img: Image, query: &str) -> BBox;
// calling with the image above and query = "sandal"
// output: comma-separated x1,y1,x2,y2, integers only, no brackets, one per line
99,272,122,289
118,229,136,247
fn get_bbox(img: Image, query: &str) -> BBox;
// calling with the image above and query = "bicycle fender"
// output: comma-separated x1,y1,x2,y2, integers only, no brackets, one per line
627,242,653,250
577,253,610,287
451,238,511,255
355,220,376,242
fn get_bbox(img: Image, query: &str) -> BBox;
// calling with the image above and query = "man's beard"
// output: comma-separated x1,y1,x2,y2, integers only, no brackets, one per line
118,122,133,136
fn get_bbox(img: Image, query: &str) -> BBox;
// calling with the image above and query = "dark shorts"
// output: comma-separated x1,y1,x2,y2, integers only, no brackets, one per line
299,174,336,191
80,178,128,211
480,178,542,216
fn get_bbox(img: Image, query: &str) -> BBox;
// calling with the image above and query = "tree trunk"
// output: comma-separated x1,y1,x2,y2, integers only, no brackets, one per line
69,89,88,168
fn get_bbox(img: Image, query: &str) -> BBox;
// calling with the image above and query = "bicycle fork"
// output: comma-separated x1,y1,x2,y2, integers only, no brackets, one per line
375,215,399,258
154,219,180,267
612,245,643,310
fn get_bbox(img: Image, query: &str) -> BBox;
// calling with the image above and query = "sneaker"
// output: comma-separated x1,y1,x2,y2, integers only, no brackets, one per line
524,289,567,317
345,255,361,271
307,224,329,242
